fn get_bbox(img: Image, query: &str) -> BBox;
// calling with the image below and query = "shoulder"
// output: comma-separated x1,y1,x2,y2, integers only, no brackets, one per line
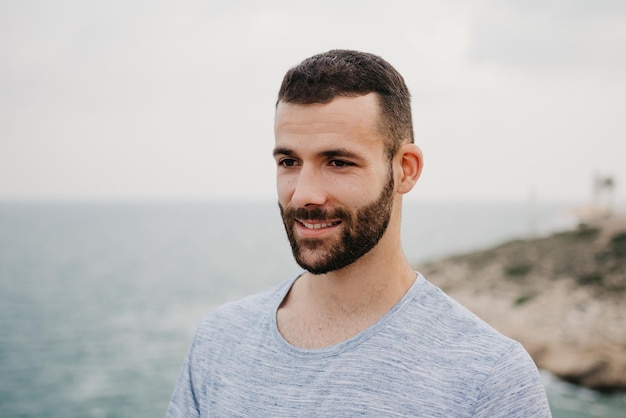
470,341,551,417
403,276,518,355
166,278,296,418
191,277,292,347
407,276,551,416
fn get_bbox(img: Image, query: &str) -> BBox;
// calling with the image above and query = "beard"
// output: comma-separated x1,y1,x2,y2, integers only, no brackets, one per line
279,168,395,275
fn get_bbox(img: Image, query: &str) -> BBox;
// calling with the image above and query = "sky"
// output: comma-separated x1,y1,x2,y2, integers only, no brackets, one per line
1,0,625,204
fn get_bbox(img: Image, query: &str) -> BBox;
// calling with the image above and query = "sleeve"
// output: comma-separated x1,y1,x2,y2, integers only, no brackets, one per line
472,342,552,418
165,335,202,418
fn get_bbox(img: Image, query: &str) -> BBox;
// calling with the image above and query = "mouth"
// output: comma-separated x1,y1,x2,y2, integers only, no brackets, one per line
296,220,341,229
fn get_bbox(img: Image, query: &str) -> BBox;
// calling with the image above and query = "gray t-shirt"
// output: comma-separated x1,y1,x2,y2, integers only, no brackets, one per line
166,273,551,417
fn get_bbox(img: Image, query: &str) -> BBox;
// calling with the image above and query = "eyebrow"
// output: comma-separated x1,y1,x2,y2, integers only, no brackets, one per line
320,148,362,160
273,147,294,157
272,147,363,162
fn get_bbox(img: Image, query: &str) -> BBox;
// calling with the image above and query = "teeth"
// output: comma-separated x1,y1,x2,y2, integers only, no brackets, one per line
302,222,336,229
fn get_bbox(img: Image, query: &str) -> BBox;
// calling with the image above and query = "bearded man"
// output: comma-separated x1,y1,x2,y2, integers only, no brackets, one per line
166,50,551,417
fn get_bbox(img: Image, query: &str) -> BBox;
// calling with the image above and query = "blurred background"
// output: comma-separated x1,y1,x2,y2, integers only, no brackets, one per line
1,0,626,203
1,0,625,416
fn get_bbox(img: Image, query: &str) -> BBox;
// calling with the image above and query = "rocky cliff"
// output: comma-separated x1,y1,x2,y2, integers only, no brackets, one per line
417,215,626,392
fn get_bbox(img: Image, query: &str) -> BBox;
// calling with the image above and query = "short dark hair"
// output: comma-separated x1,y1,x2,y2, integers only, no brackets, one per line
276,49,414,159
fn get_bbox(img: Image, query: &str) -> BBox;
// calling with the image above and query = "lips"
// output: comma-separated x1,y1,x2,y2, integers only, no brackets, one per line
297,220,341,229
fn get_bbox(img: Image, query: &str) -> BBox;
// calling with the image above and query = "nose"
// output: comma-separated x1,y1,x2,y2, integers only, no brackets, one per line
290,165,327,207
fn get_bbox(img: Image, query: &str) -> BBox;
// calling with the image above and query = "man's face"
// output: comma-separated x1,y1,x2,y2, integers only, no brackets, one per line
273,94,396,274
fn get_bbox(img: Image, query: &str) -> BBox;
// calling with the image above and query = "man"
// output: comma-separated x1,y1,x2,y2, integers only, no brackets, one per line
166,50,551,417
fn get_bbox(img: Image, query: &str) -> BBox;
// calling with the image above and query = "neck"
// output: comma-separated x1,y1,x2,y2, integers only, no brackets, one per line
276,227,416,348
301,230,415,317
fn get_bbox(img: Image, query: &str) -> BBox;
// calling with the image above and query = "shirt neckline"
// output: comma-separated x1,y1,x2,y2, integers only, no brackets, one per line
269,271,425,358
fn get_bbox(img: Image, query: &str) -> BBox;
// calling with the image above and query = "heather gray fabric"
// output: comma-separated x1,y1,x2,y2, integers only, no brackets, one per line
166,273,551,417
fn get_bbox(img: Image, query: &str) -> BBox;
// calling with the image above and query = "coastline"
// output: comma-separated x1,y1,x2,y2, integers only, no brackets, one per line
416,214,626,392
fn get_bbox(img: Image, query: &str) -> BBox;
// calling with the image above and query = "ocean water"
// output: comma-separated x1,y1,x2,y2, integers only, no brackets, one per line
0,200,624,417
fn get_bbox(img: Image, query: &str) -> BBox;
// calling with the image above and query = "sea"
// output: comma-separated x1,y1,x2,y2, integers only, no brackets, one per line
0,199,625,418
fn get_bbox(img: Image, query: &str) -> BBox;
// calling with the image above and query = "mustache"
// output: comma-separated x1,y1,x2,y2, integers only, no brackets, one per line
279,204,349,222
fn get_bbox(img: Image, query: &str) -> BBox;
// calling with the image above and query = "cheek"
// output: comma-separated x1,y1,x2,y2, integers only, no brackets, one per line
276,174,294,201
343,173,384,201
344,187,369,207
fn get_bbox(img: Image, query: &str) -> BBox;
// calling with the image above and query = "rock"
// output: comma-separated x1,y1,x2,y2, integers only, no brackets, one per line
416,214,626,392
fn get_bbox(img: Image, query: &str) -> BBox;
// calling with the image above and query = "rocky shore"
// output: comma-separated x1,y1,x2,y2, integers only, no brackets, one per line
416,214,626,392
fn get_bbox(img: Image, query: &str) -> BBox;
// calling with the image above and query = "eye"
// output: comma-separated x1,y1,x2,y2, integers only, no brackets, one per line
278,158,299,167
328,160,353,168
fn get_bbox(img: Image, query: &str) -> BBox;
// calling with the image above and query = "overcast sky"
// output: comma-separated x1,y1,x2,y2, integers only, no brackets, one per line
1,0,625,204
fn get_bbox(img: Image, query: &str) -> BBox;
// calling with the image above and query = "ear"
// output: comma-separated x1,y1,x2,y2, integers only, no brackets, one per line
395,143,423,194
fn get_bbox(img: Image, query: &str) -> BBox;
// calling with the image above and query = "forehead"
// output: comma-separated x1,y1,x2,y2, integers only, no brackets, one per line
274,94,385,149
